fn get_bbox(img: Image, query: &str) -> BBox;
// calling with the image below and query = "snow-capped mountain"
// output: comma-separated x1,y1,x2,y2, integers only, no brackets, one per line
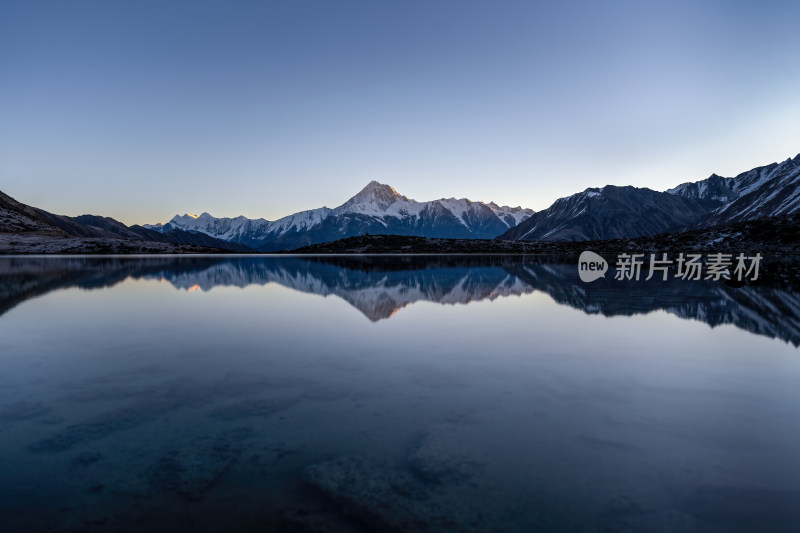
145,181,534,251
499,185,720,241
668,154,800,226
147,206,332,250
500,153,800,242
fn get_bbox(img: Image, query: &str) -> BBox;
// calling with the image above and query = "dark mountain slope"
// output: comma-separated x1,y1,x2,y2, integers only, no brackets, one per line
499,186,720,242
0,190,252,253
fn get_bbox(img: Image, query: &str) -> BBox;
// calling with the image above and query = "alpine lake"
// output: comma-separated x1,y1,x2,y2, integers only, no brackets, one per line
1,254,799,533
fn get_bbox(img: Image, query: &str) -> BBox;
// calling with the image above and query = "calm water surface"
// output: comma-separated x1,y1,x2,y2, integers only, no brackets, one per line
0,255,799,532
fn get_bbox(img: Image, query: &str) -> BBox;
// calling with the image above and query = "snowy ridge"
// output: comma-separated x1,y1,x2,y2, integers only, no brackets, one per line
502,152,800,243
146,180,535,250
667,154,800,226
504,185,716,242
159,207,333,243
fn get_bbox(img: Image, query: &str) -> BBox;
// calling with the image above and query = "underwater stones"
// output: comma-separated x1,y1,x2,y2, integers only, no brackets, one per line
72,451,104,467
248,442,305,470
603,509,701,533
304,455,486,533
28,400,175,452
408,423,485,484
0,400,52,422
62,384,146,403
212,373,304,395
278,505,365,533
149,435,243,501
602,495,700,533
207,396,299,421
605,494,644,516
683,485,800,532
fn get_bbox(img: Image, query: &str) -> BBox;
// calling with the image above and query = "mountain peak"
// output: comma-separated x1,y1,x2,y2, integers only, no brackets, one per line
360,180,400,196
338,181,407,212
172,212,214,223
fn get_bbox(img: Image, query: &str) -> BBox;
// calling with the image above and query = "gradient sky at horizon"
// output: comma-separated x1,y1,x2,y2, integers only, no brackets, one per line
1,0,799,225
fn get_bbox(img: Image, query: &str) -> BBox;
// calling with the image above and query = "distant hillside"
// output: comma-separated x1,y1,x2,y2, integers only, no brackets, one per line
499,186,719,241
0,190,252,254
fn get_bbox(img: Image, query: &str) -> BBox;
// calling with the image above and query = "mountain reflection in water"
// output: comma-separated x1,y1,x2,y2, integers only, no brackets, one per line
1,255,798,346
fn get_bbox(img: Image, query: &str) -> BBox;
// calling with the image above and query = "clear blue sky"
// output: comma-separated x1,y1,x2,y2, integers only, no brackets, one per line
1,0,799,225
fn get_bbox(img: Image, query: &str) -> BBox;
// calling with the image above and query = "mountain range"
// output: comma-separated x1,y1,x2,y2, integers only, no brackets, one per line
670,154,800,227
1,152,798,253
497,186,720,241
144,181,534,251
500,154,800,242
0,189,251,253
145,153,800,248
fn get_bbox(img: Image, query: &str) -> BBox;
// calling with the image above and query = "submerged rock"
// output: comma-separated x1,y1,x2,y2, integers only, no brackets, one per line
149,434,243,501
682,485,800,532
408,423,486,484
72,451,104,467
207,396,299,421
603,509,702,533
304,455,487,532
0,400,52,422
278,505,365,533
28,400,175,452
